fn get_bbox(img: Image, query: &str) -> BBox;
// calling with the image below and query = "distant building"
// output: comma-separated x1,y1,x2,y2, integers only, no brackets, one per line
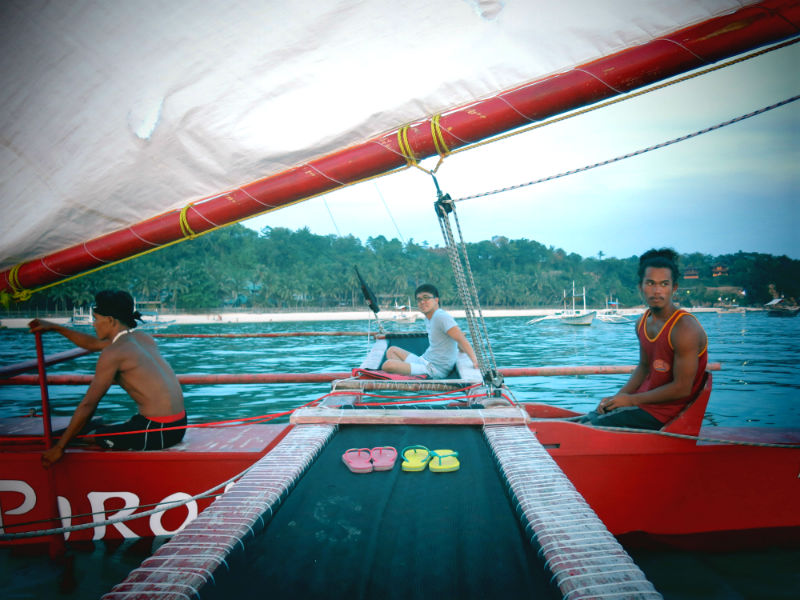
684,267,699,280
712,264,729,277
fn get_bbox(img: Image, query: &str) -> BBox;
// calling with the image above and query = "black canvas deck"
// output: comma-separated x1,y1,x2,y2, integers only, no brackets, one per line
206,425,559,599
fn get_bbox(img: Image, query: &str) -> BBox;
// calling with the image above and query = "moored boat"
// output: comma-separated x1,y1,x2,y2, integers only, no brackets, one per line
597,298,639,324
69,307,93,326
558,282,596,326
765,298,800,317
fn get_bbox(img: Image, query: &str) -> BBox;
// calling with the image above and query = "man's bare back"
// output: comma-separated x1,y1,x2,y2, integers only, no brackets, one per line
105,331,184,418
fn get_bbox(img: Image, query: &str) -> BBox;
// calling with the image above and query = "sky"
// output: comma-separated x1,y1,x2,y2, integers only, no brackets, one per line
243,43,799,260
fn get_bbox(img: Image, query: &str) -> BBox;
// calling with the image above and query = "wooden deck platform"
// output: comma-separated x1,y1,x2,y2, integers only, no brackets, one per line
290,406,529,425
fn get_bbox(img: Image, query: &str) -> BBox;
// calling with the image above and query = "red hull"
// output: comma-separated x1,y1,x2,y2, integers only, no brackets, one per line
3,415,797,549
0,423,290,545
528,416,800,547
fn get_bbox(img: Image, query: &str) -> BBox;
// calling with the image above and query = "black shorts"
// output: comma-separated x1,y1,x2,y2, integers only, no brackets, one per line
578,406,663,430
92,413,187,450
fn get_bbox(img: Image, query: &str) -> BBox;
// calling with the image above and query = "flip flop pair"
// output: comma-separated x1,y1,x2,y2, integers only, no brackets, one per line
342,446,398,473
401,445,460,473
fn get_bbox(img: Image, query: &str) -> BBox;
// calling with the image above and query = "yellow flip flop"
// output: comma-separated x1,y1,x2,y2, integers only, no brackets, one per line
429,449,460,473
401,445,431,472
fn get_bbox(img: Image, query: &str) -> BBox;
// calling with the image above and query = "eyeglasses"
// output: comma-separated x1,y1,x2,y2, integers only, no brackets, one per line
416,295,435,303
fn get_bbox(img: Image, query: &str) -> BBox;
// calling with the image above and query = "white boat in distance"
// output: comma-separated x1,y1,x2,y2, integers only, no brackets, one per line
597,298,637,324
527,282,596,326
389,302,419,324
69,306,93,326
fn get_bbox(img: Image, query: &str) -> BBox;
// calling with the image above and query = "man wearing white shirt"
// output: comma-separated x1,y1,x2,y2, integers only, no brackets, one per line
382,284,478,379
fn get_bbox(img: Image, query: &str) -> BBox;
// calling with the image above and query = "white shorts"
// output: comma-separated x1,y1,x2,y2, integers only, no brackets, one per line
404,353,447,379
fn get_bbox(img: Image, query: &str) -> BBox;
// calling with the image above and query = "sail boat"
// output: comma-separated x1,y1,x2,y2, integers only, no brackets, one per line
597,296,638,324
558,281,596,326
1,2,798,599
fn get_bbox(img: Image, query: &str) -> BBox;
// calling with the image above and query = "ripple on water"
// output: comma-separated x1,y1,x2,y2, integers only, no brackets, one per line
1,313,797,427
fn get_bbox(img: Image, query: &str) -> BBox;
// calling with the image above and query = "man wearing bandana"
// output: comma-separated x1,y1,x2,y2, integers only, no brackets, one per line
29,290,186,467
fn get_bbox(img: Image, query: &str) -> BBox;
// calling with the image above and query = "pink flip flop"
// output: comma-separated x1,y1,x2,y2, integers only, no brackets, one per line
370,446,398,471
342,448,373,473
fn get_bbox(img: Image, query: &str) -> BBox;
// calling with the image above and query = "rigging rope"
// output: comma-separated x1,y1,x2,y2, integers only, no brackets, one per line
453,94,800,203
0,458,259,541
445,38,799,160
432,177,503,395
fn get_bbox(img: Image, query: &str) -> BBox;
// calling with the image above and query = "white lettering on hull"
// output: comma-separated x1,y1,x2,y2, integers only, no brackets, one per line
1,480,199,540
0,480,36,534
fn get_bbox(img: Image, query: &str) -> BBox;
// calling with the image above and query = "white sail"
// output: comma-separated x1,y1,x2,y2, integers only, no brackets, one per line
0,0,760,271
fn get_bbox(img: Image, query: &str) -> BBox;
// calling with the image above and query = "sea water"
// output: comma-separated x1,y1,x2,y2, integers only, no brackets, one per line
1,312,798,598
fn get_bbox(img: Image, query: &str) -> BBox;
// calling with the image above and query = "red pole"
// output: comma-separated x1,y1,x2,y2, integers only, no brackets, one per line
1,363,721,386
33,331,66,558
33,331,54,448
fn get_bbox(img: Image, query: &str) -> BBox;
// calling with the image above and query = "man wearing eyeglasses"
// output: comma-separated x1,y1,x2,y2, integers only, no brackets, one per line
381,284,478,379
29,289,186,467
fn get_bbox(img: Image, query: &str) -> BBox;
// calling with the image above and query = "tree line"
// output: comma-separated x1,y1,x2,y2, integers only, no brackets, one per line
8,224,799,313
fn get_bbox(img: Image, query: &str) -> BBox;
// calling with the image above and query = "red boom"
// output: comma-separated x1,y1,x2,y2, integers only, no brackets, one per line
2,0,798,297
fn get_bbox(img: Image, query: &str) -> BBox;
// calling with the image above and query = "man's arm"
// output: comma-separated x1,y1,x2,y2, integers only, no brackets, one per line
29,319,110,351
600,318,703,413
446,325,479,368
41,350,117,468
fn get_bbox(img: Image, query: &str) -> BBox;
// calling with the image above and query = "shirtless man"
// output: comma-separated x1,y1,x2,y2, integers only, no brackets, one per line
30,290,185,467
582,248,708,429
381,284,478,379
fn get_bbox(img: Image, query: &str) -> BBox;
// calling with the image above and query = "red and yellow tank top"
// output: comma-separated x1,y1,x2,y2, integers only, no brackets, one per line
636,309,708,423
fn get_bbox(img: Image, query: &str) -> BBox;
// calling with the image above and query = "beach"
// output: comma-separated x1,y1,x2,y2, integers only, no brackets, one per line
0,306,727,329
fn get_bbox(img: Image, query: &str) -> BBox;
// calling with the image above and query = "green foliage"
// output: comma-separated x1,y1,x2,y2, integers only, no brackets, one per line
12,225,799,312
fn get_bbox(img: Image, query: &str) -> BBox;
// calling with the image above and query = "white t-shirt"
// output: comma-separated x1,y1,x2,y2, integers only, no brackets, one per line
421,308,458,376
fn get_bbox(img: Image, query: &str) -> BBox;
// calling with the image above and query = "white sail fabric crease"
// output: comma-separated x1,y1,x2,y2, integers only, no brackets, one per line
0,0,756,270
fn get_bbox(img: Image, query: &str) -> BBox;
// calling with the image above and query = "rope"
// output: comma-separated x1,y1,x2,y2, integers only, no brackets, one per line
0,459,257,541
447,38,799,159
432,180,503,394
594,425,800,448
430,114,450,158
8,264,32,301
4,490,229,531
178,204,196,238
454,94,800,203
536,420,800,448
397,125,417,166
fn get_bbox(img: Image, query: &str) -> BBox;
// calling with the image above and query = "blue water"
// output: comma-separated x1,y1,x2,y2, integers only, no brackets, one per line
2,312,798,428
1,312,798,598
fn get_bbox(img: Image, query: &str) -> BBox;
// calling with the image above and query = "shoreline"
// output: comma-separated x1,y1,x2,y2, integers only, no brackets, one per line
0,307,725,329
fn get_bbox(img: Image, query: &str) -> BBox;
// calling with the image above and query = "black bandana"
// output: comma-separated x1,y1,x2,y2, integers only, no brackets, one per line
93,290,142,328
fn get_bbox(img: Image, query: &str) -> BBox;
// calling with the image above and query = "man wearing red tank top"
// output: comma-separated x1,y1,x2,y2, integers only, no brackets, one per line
581,248,708,430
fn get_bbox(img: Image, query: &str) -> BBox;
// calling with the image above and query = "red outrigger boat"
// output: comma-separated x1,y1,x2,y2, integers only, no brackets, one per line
2,331,798,550
0,5,798,598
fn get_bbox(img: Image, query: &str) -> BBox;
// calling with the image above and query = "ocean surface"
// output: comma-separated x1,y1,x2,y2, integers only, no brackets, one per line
1,312,798,598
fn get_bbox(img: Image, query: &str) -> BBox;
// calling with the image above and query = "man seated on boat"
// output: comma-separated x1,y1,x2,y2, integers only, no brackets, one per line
381,284,478,379
29,290,186,467
581,248,708,430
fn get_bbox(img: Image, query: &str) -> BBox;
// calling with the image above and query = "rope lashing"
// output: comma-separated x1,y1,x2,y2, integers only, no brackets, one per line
179,203,197,238
397,124,417,167
8,264,32,301
430,114,450,158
